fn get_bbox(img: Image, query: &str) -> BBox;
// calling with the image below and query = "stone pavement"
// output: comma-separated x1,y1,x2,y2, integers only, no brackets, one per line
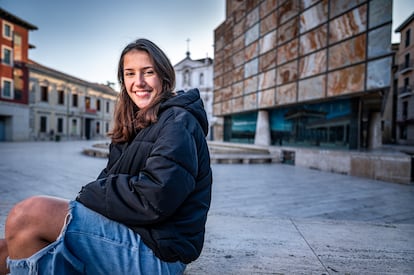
1,141,414,274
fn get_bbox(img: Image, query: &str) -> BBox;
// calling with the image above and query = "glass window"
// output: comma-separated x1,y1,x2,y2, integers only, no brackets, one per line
57,118,64,133
400,125,407,140
72,94,78,107
58,90,64,104
13,68,23,100
96,121,100,134
97,99,101,111
224,112,257,143
85,96,91,109
402,101,408,120
40,116,47,133
41,86,48,102
199,73,204,85
13,34,22,61
406,29,411,48
269,99,352,148
183,70,190,86
3,22,12,39
106,101,110,113
2,47,12,65
71,119,77,135
1,78,13,99
405,53,410,68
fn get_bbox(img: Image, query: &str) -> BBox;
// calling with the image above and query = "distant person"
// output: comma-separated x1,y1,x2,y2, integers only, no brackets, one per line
0,38,212,275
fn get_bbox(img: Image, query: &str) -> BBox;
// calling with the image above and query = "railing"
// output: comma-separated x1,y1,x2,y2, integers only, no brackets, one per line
398,86,413,98
398,59,414,73
85,108,97,114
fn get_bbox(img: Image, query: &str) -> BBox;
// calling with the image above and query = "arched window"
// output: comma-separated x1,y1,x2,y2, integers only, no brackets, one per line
199,73,204,85
183,69,191,86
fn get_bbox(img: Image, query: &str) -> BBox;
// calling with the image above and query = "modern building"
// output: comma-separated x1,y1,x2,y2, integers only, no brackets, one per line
174,50,216,140
28,60,118,141
213,0,393,150
395,12,414,145
0,8,37,141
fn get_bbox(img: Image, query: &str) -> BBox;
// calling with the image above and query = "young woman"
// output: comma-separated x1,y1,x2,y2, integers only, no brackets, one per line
0,38,212,274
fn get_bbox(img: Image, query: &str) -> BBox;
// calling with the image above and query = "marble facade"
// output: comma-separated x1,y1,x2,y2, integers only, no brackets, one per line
213,0,392,118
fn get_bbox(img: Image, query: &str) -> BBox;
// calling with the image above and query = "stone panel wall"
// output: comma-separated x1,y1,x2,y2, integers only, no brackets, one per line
213,0,393,117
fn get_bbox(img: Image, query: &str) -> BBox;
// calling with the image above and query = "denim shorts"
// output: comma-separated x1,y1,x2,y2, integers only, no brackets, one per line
7,200,186,275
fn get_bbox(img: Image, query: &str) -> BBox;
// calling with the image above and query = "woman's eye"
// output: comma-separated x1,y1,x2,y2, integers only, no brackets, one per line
124,72,134,77
144,70,154,76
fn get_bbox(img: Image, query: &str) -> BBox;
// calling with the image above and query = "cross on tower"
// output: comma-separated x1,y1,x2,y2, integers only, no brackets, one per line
186,38,191,58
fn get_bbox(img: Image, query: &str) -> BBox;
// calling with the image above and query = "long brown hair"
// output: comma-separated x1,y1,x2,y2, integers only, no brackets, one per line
109,39,176,143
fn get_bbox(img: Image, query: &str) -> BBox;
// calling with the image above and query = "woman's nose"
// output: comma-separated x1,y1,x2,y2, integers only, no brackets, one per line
134,74,145,87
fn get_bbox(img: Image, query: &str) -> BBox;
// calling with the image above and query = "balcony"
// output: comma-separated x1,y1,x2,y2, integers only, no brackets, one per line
398,59,414,74
85,108,97,114
398,86,413,98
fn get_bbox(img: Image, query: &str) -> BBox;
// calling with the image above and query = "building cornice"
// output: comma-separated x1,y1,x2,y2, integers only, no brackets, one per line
395,12,414,32
0,8,38,30
28,59,118,96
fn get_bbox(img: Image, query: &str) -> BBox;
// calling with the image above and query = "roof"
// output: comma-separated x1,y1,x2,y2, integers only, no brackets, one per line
395,12,414,32
174,56,213,69
28,59,119,96
0,8,38,30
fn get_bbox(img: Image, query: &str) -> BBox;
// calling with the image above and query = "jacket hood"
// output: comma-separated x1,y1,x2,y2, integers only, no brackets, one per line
160,88,209,136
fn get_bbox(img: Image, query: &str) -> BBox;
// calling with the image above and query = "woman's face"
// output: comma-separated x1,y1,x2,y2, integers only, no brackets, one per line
123,49,163,109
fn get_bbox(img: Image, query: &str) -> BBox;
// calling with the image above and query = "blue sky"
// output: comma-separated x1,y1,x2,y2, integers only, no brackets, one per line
1,0,413,87
1,0,225,86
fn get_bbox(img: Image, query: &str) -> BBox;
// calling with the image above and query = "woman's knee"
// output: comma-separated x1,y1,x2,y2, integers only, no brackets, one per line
5,196,68,241
5,196,40,236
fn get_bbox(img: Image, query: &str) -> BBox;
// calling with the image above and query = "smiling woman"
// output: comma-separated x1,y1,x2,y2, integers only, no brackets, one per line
0,38,212,275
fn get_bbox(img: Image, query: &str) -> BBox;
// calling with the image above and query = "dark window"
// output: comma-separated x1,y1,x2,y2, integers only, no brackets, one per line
403,101,408,120
406,29,411,47
97,99,101,111
106,101,110,113
72,94,78,107
41,86,48,102
13,68,23,100
58,90,64,104
57,118,63,133
404,77,409,91
1,79,12,98
405,53,410,68
400,125,407,140
96,121,100,134
3,48,12,65
85,96,91,109
40,116,47,133
3,23,12,38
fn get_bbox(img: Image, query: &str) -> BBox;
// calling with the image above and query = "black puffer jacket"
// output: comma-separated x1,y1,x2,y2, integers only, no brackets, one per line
76,88,212,264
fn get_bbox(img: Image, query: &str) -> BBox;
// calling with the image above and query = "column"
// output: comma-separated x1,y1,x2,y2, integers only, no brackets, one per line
254,110,271,146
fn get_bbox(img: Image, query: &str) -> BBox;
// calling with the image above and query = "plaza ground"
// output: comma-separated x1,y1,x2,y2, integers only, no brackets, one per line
0,141,413,274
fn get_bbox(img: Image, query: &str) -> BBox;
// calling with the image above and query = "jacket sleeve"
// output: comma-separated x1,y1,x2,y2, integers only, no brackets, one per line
76,114,199,226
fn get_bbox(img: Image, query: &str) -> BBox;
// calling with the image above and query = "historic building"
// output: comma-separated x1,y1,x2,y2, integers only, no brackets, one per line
174,50,216,140
28,60,118,141
395,12,414,145
0,8,118,141
0,8,37,141
213,0,393,150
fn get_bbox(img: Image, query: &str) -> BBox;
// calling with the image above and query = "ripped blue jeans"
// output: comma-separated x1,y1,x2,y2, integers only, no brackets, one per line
7,200,186,275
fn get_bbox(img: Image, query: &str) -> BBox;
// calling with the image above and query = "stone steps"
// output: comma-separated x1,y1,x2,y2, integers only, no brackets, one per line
82,141,279,164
